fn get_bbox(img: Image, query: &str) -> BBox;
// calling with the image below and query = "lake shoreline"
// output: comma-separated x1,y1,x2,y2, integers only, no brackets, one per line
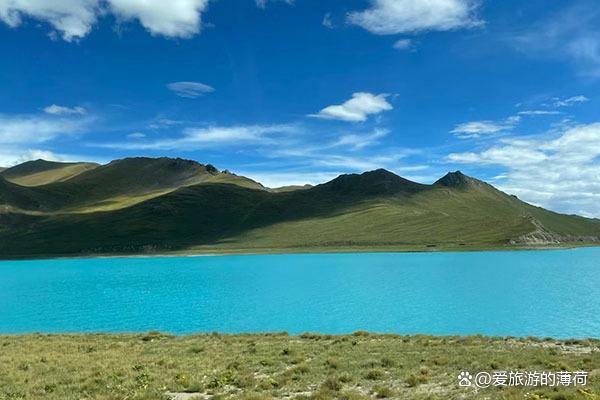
2,242,599,262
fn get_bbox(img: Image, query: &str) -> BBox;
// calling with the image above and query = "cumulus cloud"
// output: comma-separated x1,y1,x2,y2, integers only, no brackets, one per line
447,123,600,217
451,116,520,138
0,0,98,41
167,81,215,98
108,0,209,38
347,0,483,35
0,0,210,41
310,92,393,122
43,104,87,115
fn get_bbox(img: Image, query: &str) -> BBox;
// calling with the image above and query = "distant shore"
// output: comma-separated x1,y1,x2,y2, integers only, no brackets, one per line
1,242,599,261
2,333,598,400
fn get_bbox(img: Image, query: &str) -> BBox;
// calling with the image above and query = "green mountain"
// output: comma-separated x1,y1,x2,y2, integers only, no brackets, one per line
0,158,598,258
0,159,99,186
2,157,265,212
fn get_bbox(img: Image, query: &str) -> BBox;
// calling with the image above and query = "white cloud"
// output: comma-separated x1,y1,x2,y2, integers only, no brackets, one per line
446,122,600,217
0,148,105,167
332,128,389,150
14,149,63,163
513,4,600,77
393,38,412,50
451,116,520,138
273,143,419,172
167,81,215,98
147,118,183,129
552,95,589,107
0,114,87,145
347,0,483,35
43,104,87,115
242,171,339,188
517,110,561,116
255,0,294,9
0,0,210,41
453,99,586,139
93,124,297,150
310,92,393,122
0,0,98,41
0,149,61,167
312,154,407,171
322,13,333,29
127,132,145,139
108,0,209,38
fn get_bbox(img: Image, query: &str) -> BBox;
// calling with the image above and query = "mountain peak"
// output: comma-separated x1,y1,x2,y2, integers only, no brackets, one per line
317,169,426,195
434,171,477,188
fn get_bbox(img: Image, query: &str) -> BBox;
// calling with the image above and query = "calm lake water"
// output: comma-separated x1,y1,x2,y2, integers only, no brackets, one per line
1,248,599,338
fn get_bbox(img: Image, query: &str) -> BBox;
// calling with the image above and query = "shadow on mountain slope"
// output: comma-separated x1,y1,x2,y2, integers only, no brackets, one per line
1,168,598,257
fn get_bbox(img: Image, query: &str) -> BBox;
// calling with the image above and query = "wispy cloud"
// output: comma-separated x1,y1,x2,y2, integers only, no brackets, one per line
0,113,89,145
311,153,410,171
332,128,389,150
0,147,105,167
127,132,146,139
517,110,561,116
92,124,298,150
451,103,574,139
241,171,339,188
44,104,87,115
322,13,333,29
309,92,393,122
167,81,215,98
513,3,600,77
255,0,294,9
552,95,589,107
347,0,483,35
451,116,520,139
393,38,413,50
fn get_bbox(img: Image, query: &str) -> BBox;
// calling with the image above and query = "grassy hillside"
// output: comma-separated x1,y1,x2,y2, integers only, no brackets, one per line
0,158,599,258
27,157,237,212
0,176,64,212
0,159,99,186
1,333,597,400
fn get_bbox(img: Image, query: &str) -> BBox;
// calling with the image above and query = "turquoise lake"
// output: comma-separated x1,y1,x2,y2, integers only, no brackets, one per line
1,248,599,338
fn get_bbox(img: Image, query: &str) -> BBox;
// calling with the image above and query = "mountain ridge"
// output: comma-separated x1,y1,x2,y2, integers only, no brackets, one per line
0,157,598,258
0,159,100,186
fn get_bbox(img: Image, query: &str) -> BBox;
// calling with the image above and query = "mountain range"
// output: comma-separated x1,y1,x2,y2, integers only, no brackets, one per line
1,157,599,258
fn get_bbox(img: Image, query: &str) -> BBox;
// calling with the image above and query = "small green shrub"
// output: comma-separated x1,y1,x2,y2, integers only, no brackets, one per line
364,369,385,380
321,376,342,392
373,384,395,398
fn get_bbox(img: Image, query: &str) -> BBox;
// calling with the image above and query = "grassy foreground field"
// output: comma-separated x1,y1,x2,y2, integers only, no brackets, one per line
1,333,598,400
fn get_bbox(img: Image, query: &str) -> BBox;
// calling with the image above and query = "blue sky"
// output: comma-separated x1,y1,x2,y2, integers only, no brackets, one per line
1,0,600,216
